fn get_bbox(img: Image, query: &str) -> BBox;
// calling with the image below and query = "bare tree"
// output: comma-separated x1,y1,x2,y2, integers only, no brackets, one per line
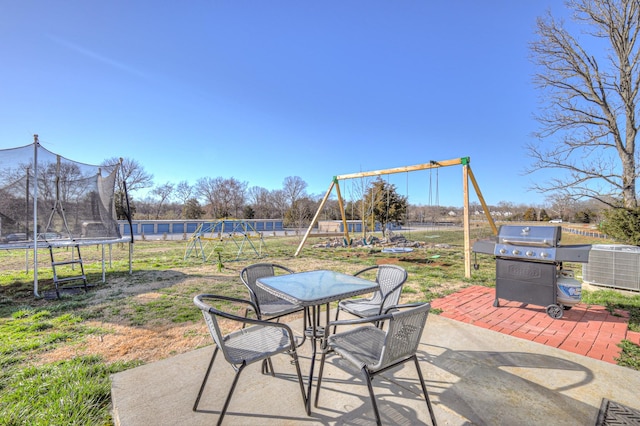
282,176,308,207
284,196,317,228
247,186,271,217
101,157,154,195
527,0,639,208
195,176,247,218
134,195,155,220
175,181,193,204
150,182,174,219
345,177,367,214
269,189,289,219
228,178,248,218
175,180,193,219
282,176,309,228
545,192,578,220
346,176,373,234
195,176,221,217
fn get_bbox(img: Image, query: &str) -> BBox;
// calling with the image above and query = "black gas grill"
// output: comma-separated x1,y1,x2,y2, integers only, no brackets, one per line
473,225,591,318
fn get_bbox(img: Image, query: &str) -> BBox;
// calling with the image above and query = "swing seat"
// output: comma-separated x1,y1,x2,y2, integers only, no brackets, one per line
362,236,376,246
381,247,413,253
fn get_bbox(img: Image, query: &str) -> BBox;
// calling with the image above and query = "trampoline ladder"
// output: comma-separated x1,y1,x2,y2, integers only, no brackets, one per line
49,245,88,298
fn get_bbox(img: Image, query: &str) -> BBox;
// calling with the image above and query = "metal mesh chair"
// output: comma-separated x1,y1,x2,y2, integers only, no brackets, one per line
240,263,304,321
334,264,408,329
317,302,437,426
193,294,307,425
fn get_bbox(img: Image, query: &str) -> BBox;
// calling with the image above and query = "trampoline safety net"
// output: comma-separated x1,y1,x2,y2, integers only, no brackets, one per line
0,141,123,247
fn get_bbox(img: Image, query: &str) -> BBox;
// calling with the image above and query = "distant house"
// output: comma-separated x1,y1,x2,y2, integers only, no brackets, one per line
318,220,367,233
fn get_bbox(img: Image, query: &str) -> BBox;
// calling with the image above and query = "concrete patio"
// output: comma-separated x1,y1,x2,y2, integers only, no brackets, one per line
111,305,640,425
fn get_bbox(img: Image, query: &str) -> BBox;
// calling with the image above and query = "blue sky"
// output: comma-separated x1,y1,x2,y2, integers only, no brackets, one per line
1,1,572,207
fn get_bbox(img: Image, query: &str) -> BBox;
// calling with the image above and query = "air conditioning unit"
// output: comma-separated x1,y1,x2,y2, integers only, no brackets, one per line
582,244,640,291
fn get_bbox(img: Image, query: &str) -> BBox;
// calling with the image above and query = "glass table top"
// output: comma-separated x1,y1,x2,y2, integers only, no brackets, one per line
257,270,379,306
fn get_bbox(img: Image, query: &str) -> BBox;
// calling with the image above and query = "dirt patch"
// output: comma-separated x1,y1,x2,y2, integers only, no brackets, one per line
37,321,209,365
375,257,401,265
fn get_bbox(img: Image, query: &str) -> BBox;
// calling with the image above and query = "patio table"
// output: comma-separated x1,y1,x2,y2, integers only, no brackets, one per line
257,269,379,415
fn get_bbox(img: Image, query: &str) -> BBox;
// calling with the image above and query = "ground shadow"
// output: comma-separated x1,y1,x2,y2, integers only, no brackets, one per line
423,344,598,425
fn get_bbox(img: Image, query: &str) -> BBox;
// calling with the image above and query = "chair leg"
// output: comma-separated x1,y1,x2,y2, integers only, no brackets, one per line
242,308,250,329
333,306,341,334
290,350,309,414
261,357,275,376
216,362,247,426
193,346,219,411
413,356,437,426
296,308,309,348
314,351,328,408
362,367,382,426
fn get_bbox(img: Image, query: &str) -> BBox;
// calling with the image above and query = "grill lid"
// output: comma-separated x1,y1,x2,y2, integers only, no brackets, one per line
472,225,591,263
497,225,561,248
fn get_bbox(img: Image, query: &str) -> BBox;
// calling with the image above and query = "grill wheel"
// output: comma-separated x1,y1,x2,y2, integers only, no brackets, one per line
546,304,563,319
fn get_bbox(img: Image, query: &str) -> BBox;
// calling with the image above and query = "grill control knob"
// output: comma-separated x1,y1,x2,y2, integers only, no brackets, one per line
526,250,534,256
512,249,520,255
540,252,549,258
499,248,507,254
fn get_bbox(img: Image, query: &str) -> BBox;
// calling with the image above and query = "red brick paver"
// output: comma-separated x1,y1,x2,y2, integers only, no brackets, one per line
431,286,631,365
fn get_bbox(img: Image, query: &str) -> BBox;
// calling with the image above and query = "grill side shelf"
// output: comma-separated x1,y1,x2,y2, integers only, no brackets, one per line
472,239,496,255
556,245,592,263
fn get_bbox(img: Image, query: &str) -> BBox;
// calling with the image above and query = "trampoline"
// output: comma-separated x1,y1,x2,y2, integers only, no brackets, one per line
0,136,133,297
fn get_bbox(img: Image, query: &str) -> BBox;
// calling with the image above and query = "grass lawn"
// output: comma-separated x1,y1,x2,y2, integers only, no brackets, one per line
0,225,639,424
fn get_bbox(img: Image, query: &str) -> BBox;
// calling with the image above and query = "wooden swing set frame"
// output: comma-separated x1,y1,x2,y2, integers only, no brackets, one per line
294,157,497,278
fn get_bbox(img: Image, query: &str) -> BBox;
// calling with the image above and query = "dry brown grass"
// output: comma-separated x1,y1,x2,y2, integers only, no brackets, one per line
4,235,476,368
